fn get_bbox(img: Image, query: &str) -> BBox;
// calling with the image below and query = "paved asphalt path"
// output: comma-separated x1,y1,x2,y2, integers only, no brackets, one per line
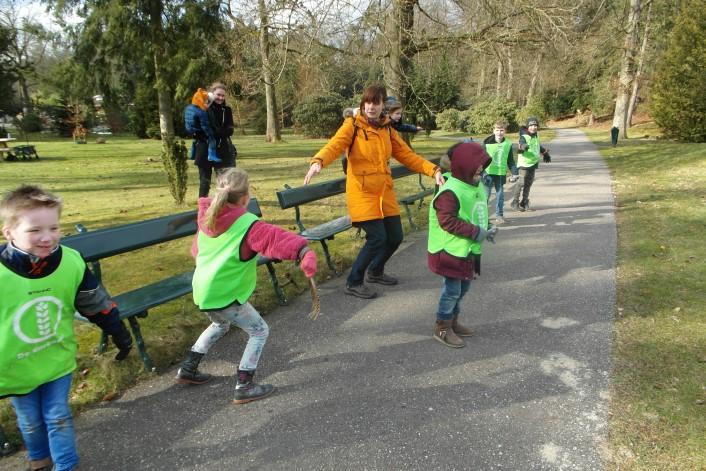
3,128,616,471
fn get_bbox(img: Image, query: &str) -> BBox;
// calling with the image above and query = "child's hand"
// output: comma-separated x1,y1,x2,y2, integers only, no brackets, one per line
300,250,317,278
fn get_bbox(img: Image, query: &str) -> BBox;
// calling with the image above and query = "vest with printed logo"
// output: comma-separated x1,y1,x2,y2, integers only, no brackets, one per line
518,133,541,168
428,176,488,257
485,140,512,176
0,246,84,396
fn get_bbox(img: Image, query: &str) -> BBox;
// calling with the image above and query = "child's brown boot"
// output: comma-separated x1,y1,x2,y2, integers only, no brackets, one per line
452,316,474,337
29,457,52,471
434,320,464,348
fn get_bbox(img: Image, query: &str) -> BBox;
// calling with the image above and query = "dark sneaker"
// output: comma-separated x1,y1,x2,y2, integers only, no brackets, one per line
365,272,398,285
344,283,378,299
510,201,520,211
233,382,275,404
518,203,526,212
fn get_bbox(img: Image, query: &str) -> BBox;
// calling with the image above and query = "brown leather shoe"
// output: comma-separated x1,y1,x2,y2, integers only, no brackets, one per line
29,457,52,471
434,320,464,348
452,316,474,337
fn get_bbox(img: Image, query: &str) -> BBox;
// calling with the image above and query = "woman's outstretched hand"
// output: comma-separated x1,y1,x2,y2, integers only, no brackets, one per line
304,162,322,185
434,169,445,186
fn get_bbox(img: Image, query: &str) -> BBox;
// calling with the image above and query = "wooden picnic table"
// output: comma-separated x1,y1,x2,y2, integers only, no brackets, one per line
0,138,17,161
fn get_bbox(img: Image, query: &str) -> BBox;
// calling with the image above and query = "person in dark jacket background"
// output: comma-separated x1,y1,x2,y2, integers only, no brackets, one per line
190,82,237,198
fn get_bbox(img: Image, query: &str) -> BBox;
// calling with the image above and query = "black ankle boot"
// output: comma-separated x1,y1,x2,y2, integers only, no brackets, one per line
175,350,212,384
233,370,274,404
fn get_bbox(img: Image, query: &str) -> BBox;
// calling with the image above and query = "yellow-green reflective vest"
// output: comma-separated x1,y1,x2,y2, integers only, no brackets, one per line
518,133,540,168
428,176,488,257
192,212,259,310
0,246,84,396
485,140,512,176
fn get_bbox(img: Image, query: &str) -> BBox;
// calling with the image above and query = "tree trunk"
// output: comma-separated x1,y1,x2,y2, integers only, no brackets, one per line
258,0,281,142
384,0,415,102
495,57,503,96
149,0,187,205
627,1,652,128
19,77,32,114
527,53,542,104
612,0,641,140
476,60,486,96
505,49,513,100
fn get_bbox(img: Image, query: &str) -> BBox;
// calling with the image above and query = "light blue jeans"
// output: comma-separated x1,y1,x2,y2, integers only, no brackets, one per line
436,277,472,321
483,175,505,217
192,302,269,371
10,373,79,471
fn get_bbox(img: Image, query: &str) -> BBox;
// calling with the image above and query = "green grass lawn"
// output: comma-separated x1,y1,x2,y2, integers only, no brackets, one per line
583,124,706,470
0,129,460,448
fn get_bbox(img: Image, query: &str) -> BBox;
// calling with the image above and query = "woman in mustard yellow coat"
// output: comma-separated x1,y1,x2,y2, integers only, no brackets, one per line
304,84,444,299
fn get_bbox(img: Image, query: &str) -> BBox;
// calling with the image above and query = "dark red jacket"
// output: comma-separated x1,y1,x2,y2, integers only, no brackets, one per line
428,143,490,280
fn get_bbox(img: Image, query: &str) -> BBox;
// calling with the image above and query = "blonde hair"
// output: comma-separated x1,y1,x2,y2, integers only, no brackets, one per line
204,168,249,231
1,185,62,230
209,82,227,93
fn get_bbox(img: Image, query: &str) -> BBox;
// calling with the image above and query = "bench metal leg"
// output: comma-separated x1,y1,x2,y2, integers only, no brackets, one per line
0,424,13,456
403,202,418,230
128,315,156,372
319,240,340,275
98,331,109,354
265,262,288,306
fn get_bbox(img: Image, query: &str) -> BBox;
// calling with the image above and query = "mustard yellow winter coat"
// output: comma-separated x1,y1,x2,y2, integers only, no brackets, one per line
311,114,438,223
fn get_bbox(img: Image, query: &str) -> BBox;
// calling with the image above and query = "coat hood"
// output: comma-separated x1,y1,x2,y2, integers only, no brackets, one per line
449,142,490,184
191,88,211,111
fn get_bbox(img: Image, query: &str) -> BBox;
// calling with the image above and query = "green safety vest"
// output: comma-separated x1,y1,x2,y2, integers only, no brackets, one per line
428,176,488,257
485,140,512,176
0,246,84,396
192,212,259,310
518,133,541,168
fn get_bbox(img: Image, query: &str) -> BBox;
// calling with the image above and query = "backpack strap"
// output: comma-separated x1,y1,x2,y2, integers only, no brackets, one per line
342,121,359,174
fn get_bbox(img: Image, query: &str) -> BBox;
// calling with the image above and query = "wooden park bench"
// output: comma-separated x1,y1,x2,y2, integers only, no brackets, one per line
62,198,286,371
275,158,441,275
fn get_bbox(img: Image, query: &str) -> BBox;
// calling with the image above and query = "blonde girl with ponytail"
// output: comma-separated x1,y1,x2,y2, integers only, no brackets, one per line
178,168,318,404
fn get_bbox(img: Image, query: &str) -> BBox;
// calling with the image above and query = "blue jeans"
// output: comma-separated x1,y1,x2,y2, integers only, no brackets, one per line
347,216,404,286
436,277,471,321
483,175,505,217
10,373,79,471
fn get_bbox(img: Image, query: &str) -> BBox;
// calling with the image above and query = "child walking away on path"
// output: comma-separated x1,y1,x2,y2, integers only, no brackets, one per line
482,121,519,224
510,117,552,212
1,185,132,471
176,168,317,404
428,143,498,348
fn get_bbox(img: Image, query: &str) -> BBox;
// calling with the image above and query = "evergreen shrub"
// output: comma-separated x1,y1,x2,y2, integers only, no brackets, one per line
293,94,347,138
650,0,706,142
465,97,518,134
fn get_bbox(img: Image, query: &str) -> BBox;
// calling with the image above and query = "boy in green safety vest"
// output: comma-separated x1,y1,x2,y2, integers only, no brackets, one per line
1,185,132,471
482,121,519,224
428,142,498,348
510,117,552,212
